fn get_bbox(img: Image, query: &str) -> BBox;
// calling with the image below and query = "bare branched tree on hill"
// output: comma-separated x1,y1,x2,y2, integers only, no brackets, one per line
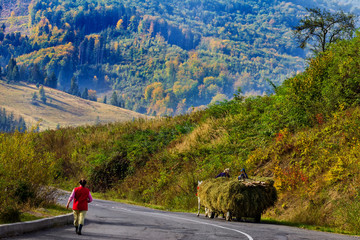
293,8,357,53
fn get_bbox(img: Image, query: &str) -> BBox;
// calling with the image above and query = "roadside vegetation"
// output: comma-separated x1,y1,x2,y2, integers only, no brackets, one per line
1,30,360,234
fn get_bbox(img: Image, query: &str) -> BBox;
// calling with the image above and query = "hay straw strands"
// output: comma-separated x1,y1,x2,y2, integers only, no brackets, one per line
198,178,277,221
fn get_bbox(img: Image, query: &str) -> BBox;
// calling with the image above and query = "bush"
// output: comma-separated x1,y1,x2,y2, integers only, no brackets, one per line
0,131,55,220
14,181,35,204
0,206,21,223
89,154,129,192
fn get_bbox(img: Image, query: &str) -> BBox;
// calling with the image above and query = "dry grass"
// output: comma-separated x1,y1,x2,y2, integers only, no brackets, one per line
172,118,227,153
198,178,277,218
0,80,149,130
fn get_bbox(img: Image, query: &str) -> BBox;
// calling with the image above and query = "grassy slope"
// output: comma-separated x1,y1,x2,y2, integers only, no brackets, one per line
0,0,31,35
0,80,148,130
248,107,360,233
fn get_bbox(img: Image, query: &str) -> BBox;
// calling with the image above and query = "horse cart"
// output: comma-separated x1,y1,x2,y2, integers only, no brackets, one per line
197,178,277,222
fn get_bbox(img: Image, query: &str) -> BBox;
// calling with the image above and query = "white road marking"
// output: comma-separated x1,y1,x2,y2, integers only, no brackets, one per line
111,206,254,240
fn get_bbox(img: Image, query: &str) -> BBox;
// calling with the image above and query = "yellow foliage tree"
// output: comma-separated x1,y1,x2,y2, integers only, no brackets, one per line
116,19,124,30
151,85,164,101
88,89,97,101
203,76,216,87
144,82,163,101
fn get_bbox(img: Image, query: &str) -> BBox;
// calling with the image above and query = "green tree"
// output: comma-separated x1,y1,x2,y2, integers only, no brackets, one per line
12,66,20,82
39,86,46,104
31,92,38,102
45,72,57,89
17,116,26,132
69,76,80,96
110,91,118,106
30,64,44,84
82,88,88,99
6,58,18,81
19,65,27,81
293,8,356,53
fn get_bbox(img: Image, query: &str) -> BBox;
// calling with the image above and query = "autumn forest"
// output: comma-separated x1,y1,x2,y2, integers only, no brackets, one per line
0,0,313,116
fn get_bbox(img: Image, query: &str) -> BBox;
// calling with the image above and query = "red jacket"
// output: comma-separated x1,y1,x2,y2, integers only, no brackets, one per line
73,186,90,211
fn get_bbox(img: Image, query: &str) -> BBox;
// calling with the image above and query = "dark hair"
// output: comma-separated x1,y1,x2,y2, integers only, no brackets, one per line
79,179,87,187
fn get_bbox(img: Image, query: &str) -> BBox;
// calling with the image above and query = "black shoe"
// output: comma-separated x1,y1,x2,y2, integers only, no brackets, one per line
75,226,78,234
77,224,83,235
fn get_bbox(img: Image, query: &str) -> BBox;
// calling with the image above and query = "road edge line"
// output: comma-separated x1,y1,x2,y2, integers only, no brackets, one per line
0,213,73,238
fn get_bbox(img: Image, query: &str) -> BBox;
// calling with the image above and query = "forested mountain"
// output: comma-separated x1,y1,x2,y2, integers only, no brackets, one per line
0,0,358,116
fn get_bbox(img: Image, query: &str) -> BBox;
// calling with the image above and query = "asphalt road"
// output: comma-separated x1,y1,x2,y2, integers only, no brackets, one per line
4,196,360,240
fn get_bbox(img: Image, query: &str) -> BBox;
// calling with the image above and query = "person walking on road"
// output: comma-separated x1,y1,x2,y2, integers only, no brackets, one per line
66,179,93,235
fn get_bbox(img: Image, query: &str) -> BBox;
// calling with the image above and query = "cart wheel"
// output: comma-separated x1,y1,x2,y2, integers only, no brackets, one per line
225,211,232,221
254,213,261,223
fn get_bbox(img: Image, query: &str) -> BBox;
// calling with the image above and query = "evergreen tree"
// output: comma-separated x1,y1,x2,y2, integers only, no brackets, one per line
17,116,26,132
39,86,47,104
103,95,107,104
12,65,20,82
45,72,57,88
32,92,38,102
110,91,118,106
82,88,89,99
69,76,80,96
79,38,88,65
19,65,27,81
0,108,27,133
6,58,17,81
31,64,44,84
86,37,95,64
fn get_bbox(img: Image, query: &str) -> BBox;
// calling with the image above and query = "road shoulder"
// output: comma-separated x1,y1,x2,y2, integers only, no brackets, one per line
0,213,72,238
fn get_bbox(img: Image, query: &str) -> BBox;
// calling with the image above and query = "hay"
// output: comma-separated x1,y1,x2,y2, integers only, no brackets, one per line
198,178,277,219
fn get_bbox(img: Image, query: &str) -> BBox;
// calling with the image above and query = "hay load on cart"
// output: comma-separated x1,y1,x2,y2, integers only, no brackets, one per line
197,178,277,222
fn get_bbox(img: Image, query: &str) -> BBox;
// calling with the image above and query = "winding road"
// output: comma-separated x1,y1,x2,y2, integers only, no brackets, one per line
4,196,359,240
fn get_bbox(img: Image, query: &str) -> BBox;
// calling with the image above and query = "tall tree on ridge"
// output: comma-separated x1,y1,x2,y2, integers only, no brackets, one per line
293,8,357,53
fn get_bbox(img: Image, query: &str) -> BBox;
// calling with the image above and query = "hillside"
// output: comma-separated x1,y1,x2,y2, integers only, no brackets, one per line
1,0,360,234
2,0,359,116
4,0,359,117
0,80,147,130
3,29,360,233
